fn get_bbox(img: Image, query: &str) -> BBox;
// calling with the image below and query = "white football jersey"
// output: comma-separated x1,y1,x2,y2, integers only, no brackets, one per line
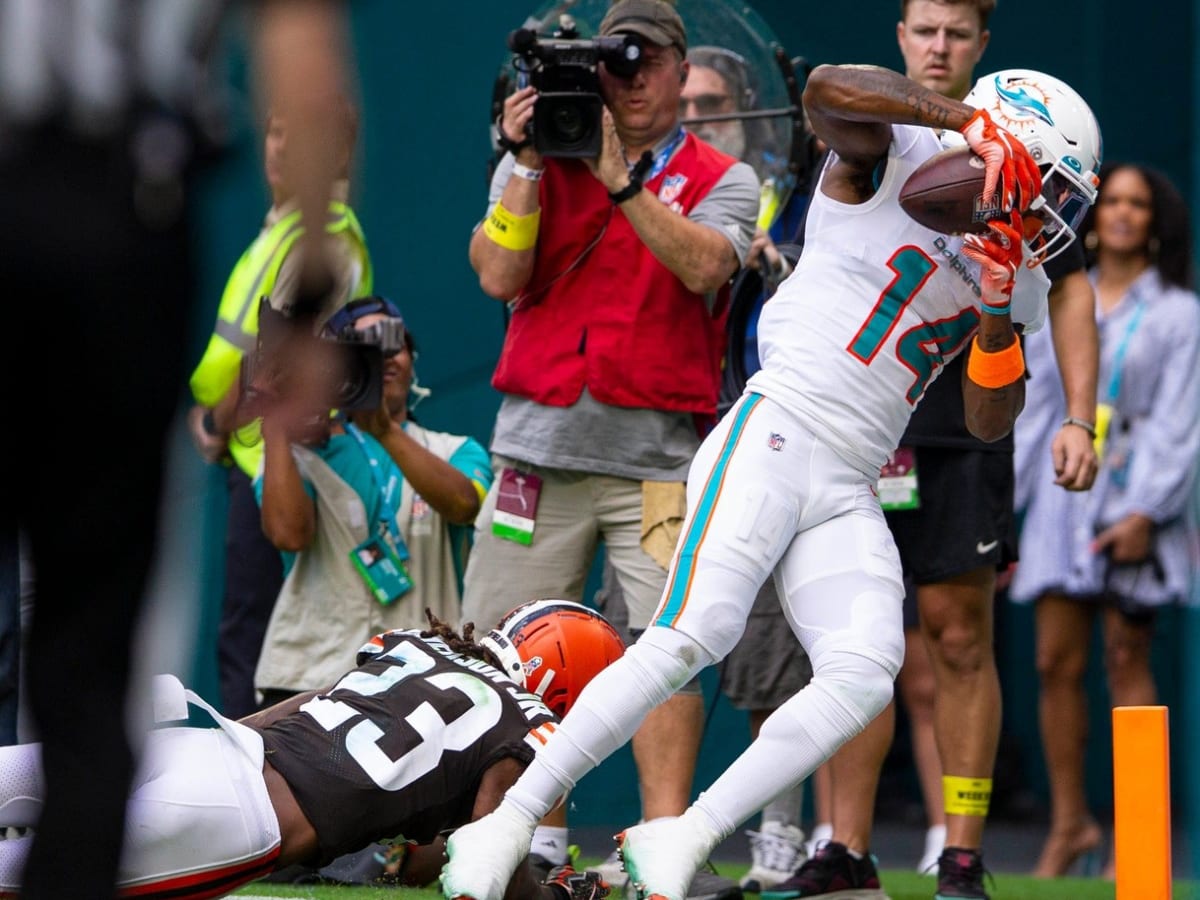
747,125,1049,476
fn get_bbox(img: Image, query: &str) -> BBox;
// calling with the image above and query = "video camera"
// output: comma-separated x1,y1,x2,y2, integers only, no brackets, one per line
241,299,406,420
507,18,643,158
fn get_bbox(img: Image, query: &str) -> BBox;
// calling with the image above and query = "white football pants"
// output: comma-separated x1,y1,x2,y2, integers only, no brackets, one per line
506,392,905,833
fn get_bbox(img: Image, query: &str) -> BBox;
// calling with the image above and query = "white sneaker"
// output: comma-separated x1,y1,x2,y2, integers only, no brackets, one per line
618,813,721,900
739,822,806,892
803,822,832,861
441,805,536,900
916,824,946,875
589,846,630,896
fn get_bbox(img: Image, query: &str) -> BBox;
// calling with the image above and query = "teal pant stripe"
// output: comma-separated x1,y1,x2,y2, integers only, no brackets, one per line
654,393,764,627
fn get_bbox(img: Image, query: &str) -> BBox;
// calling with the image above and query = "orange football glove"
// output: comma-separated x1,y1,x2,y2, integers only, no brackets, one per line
962,209,1025,316
959,108,1042,213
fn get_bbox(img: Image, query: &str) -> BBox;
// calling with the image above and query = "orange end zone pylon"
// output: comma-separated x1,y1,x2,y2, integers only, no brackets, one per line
1112,705,1172,899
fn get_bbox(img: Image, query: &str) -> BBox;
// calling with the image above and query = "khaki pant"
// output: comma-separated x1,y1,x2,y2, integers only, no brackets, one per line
461,456,683,633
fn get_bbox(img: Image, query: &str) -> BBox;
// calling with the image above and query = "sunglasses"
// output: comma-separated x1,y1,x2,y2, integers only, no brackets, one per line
678,93,734,117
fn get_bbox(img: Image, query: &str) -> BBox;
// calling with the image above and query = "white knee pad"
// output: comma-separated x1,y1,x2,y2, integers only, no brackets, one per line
806,649,896,735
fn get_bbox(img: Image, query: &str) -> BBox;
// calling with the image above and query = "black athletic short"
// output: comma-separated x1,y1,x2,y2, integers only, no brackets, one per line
885,445,1017,592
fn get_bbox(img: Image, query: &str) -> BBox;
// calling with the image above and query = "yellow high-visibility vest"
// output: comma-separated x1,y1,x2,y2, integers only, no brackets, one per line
189,200,372,476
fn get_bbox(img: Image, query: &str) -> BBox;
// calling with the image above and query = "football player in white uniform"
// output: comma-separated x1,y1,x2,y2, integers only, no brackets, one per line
441,62,1097,900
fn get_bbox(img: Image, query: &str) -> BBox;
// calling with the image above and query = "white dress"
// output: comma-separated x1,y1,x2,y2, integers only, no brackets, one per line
1011,267,1200,608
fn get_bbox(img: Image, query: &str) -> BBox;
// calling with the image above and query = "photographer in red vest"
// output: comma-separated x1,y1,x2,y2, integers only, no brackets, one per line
462,1,759,894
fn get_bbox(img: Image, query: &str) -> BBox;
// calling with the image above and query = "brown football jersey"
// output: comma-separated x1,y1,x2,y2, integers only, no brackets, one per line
259,630,556,863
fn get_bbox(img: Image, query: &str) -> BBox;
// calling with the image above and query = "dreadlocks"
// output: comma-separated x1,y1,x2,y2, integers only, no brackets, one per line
421,609,502,670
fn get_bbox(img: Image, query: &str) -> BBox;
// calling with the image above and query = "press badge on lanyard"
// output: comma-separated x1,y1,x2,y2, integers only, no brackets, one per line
492,467,542,545
878,447,920,511
345,423,414,604
350,533,413,605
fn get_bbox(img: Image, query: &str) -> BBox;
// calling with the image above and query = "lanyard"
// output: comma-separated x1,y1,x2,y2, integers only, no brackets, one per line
1104,296,1146,403
344,423,404,546
634,126,686,183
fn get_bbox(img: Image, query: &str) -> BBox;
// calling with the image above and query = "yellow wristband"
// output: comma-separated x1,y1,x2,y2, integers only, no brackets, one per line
966,335,1024,389
1092,404,1112,460
943,775,992,817
483,201,540,251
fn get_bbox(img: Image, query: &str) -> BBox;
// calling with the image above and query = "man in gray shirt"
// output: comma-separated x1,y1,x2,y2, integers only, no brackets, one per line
463,0,758,889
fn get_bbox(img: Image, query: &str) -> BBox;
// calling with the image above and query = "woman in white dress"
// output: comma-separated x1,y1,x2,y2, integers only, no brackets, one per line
1012,162,1200,878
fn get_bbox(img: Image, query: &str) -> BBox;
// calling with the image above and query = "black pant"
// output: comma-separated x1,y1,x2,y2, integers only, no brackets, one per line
0,131,194,899
217,466,284,718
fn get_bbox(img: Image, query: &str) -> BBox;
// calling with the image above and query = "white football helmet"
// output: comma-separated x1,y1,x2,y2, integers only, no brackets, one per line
479,599,624,718
951,68,1103,264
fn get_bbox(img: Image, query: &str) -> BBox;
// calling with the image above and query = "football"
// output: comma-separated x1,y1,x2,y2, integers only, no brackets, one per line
898,145,996,235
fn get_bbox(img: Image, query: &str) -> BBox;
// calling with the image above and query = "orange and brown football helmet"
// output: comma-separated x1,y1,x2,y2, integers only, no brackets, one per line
479,599,625,718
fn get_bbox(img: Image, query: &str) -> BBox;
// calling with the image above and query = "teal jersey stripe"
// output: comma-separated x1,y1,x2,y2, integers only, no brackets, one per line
654,393,765,627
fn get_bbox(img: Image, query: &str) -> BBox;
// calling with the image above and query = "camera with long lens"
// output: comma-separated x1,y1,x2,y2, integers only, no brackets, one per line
507,19,643,158
241,299,405,421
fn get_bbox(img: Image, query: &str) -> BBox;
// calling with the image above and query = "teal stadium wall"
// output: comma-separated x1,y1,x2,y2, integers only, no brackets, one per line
184,0,1200,872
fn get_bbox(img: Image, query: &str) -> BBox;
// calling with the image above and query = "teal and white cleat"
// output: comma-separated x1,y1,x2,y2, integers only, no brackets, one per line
441,805,536,900
618,812,722,900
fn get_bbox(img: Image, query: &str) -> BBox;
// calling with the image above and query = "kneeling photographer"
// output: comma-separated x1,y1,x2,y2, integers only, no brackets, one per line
463,0,759,888
246,296,491,715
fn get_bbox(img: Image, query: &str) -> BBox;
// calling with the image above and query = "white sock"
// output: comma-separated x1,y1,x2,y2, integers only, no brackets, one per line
530,826,570,866
761,782,804,829
807,821,833,855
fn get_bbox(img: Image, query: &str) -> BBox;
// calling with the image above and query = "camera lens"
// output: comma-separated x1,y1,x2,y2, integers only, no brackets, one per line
552,102,588,144
533,88,602,157
337,349,376,410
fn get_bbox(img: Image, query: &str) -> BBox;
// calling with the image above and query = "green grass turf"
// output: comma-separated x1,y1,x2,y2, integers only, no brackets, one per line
233,858,1200,899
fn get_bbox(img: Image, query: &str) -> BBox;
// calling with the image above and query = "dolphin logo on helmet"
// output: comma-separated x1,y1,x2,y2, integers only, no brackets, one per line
994,77,1055,127
955,69,1103,265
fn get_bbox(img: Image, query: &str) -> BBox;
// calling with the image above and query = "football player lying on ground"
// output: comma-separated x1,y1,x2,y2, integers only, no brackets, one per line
0,601,623,900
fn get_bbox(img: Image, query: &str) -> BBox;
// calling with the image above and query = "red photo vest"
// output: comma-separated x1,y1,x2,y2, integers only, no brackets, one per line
492,133,737,418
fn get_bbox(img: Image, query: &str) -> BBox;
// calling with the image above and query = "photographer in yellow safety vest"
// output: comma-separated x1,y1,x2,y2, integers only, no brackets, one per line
186,98,373,718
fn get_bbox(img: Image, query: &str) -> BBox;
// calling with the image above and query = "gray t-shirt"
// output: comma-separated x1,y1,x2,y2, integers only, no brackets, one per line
484,130,760,479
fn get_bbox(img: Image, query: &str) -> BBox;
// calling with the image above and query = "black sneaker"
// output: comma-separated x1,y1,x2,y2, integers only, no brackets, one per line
760,841,887,899
688,865,743,900
314,842,390,885
935,847,991,900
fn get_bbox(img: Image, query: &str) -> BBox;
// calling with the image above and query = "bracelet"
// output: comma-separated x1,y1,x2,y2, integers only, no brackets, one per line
482,200,540,251
512,162,544,182
966,335,1025,389
980,301,1011,317
1061,416,1097,437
